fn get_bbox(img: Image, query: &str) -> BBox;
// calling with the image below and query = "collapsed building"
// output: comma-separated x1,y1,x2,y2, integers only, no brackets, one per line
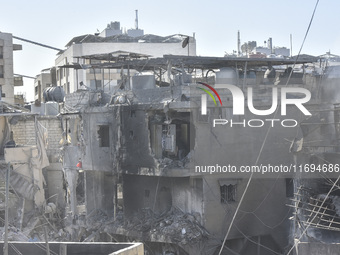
287,65,340,255
54,53,324,255
0,103,54,242
5,50,340,254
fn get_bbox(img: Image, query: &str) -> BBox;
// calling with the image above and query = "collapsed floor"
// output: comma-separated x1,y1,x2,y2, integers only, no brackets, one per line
0,204,209,255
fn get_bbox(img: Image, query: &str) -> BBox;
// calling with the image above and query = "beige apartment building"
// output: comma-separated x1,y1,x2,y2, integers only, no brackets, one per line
0,32,23,104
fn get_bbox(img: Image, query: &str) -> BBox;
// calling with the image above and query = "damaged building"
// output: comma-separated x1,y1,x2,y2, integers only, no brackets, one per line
49,52,327,255
287,64,340,255
5,37,340,253
0,102,58,242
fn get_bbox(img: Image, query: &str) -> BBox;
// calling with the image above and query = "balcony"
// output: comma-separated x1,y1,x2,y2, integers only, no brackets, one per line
13,44,22,51
14,76,23,86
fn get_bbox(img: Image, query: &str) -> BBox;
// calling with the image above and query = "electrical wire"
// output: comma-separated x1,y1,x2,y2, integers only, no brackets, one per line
286,173,340,254
217,127,268,255
12,35,62,52
0,214,59,255
9,243,23,255
234,224,283,255
202,176,290,253
218,1,320,253
202,175,290,229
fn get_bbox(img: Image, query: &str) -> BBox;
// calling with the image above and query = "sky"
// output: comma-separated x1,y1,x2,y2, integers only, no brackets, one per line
1,0,339,102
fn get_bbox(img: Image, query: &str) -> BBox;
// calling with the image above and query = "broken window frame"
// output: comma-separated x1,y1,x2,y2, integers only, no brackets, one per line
149,111,192,160
97,125,110,148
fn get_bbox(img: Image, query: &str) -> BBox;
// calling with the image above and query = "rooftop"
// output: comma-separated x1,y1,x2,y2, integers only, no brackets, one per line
65,34,189,48
61,54,318,71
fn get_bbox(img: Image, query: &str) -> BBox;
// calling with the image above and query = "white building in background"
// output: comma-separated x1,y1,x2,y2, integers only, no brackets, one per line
99,21,123,37
55,20,196,94
253,46,290,57
34,67,56,102
100,21,144,38
0,32,23,104
99,10,144,38
252,37,290,58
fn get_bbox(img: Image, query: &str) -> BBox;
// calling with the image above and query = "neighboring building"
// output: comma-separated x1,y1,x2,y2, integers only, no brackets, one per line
127,28,144,38
55,21,196,94
34,67,56,102
0,103,50,236
239,37,290,58
100,11,144,38
272,46,290,57
99,21,123,37
14,93,25,106
127,10,144,38
254,46,290,57
0,32,23,104
287,65,340,255
100,20,144,38
253,38,290,57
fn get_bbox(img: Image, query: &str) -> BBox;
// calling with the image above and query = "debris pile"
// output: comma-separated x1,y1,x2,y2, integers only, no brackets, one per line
158,151,192,169
105,207,209,245
0,227,29,242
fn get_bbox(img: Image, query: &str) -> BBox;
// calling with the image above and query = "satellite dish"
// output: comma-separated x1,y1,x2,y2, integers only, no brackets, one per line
182,36,189,48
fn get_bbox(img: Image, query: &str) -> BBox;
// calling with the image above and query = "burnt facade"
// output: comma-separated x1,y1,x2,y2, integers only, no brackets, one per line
57,54,334,254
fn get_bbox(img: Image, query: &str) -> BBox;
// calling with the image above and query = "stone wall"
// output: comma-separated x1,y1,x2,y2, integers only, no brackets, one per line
11,116,63,163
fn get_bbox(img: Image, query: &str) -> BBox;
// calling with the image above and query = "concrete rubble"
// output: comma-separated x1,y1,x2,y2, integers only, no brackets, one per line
104,207,208,245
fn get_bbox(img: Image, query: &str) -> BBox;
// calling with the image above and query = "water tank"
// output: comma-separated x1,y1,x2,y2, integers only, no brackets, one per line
43,86,64,102
174,73,192,85
131,75,156,90
31,103,45,115
45,101,59,116
215,68,238,85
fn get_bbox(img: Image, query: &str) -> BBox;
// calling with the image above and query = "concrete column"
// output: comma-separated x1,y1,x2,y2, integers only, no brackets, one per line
59,243,67,255
64,168,79,216
113,175,117,220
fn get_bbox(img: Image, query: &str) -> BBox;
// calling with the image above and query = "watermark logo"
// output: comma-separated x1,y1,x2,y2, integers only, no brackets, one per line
196,83,312,128
196,82,222,115
197,83,311,116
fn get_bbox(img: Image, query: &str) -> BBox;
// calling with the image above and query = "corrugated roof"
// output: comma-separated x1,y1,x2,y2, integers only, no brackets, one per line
60,54,318,72
65,34,187,47
76,51,151,61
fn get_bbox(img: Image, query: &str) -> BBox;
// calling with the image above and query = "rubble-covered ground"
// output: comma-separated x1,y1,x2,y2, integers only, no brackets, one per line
0,206,209,253
104,207,209,245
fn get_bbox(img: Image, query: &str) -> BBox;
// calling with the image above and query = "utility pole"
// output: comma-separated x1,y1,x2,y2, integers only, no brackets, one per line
290,34,293,57
135,10,139,30
237,30,241,57
43,227,50,255
4,163,11,255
